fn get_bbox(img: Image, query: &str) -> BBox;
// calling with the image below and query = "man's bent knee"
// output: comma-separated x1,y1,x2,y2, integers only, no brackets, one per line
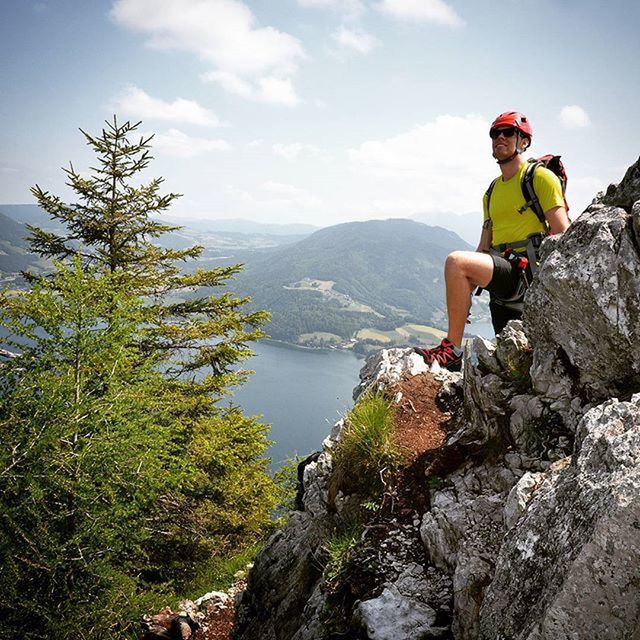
445,250,473,271
445,250,493,287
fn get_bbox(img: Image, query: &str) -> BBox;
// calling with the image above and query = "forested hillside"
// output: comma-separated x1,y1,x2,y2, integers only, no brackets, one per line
228,219,470,342
0,212,471,347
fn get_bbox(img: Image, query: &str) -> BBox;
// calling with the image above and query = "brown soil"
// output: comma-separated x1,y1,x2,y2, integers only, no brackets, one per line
196,601,237,640
390,372,463,516
393,373,448,460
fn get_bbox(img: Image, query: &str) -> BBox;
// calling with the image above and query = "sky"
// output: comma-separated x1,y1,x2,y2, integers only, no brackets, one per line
1,0,639,241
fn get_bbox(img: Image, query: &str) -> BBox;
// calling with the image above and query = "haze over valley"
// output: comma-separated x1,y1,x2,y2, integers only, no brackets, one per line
0,205,489,351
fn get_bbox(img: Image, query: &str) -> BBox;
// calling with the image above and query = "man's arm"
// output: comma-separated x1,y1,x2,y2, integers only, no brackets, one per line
476,218,492,252
545,206,570,234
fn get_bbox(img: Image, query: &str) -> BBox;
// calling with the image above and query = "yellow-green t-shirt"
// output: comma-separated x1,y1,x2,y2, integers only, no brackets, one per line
483,161,564,246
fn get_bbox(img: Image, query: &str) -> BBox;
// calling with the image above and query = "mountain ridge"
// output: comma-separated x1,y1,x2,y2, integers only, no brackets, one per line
226,218,471,343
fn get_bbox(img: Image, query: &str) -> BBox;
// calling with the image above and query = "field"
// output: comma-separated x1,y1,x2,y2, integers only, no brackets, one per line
356,323,447,347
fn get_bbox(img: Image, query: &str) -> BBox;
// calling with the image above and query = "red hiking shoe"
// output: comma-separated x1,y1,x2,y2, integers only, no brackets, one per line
414,338,463,372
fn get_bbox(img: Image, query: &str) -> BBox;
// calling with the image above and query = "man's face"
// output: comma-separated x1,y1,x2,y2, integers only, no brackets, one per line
491,127,519,160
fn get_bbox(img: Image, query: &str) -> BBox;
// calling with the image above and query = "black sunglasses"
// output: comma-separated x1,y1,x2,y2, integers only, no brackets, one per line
490,127,517,139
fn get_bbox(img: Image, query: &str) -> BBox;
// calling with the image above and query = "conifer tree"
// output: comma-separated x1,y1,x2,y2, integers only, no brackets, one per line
0,260,181,636
29,116,268,388
0,118,277,638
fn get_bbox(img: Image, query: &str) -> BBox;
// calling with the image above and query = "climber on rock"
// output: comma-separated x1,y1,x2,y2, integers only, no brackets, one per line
415,111,571,371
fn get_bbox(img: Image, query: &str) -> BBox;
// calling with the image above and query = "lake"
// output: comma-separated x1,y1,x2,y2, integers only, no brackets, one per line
232,342,363,468
233,319,495,469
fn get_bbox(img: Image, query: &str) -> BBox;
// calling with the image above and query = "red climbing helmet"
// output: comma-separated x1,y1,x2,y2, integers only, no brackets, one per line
490,111,533,139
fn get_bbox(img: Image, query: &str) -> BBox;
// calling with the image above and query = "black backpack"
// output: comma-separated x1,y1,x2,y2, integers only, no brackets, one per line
485,155,569,229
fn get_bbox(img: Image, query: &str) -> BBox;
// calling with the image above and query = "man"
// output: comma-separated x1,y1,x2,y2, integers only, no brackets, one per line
415,111,570,371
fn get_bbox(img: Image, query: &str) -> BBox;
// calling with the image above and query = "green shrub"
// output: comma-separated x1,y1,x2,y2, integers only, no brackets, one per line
272,456,302,522
181,542,263,601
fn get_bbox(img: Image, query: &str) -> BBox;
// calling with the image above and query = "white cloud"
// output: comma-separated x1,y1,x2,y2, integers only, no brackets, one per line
272,142,329,161
297,0,365,20
258,76,299,107
204,71,254,99
347,114,495,214
111,0,305,106
559,105,591,129
111,86,222,126
150,129,231,157
272,143,305,160
261,181,322,207
227,181,322,209
376,0,465,27
332,26,378,54
567,175,605,215
204,71,299,106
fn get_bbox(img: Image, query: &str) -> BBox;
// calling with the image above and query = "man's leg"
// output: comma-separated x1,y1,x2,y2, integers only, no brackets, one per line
444,251,494,346
414,250,494,371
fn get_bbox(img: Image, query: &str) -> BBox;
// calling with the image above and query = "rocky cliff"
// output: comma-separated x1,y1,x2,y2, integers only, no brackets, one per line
232,158,640,640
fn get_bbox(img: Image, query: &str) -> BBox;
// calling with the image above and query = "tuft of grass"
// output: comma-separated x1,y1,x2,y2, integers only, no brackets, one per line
332,393,401,498
323,518,364,581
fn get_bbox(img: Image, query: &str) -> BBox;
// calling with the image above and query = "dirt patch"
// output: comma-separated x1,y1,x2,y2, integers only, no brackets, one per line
196,601,237,640
393,373,448,460
390,372,464,516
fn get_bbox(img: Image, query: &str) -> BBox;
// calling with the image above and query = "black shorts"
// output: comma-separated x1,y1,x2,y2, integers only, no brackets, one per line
485,254,521,299
485,254,525,335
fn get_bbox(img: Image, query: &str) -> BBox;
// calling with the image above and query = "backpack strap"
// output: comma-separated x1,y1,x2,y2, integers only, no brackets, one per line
492,232,546,276
484,177,499,223
518,160,547,225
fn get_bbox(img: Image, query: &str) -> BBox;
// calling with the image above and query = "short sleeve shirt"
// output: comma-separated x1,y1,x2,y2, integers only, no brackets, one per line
483,162,565,246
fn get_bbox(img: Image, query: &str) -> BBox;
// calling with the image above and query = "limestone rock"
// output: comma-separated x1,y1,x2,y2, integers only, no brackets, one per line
494,320,531,376
603,155,640,210
525,205,640,400
503,471,545,530
354,348,428,401
478,395,640,639
355,584,441,640
233,443,337,640
420,462,519,639
448,365,510,448
472,336,501,375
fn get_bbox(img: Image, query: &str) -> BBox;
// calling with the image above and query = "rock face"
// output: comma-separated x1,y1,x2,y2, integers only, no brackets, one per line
479,396,640,639
525,199,640,402
233,160,640,640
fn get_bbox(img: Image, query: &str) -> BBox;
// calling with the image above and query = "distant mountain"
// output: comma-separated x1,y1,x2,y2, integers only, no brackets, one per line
0,204,55,228
0,210,470,344
0,205,313,259
163,217,319,237
0,211,42,274
411,211,481,246
226,218,470,342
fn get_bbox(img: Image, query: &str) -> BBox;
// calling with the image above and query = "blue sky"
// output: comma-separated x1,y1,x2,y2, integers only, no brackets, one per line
1,0,639,239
